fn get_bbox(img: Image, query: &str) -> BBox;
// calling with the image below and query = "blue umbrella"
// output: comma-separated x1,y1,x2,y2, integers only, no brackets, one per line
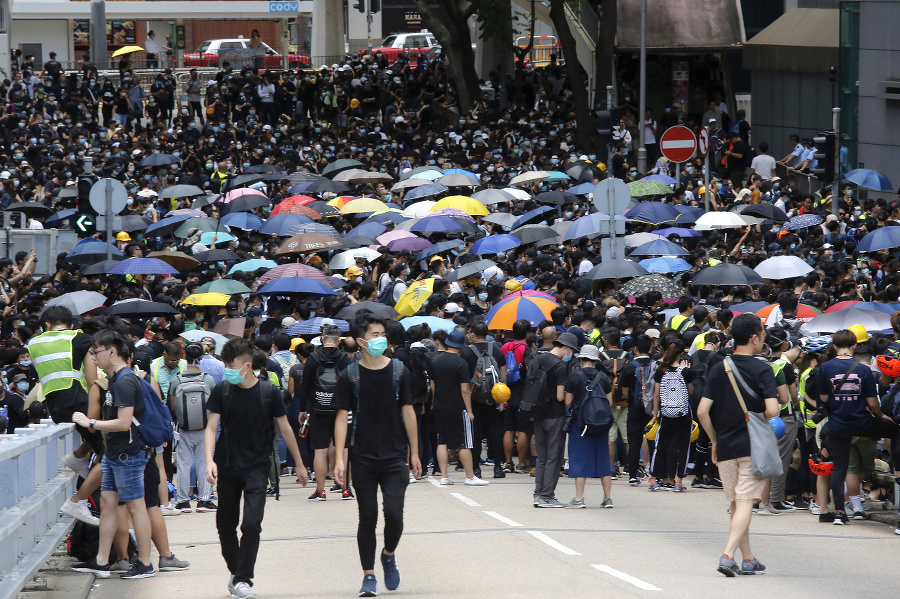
66,239,126,264
563,212,625,240
728,301,771,314
410,215,474,233
365,211,406,224
629,239,689,256
639,257,692,273
46,208,77,228
228,259,277,274
107,258,180,275
259,213,314,236
568,182,596,195
144,213,193,236
470,234,521,255
287,317,350,335
257,277,337,296
625,201,681,225
442,168,478,179
845,168,893,192
404,183,448,200
512,205,555,229
783,214,823,231
673,205,706,223
285,223,341,239
655,226,701,238
644,174,677,185
857,226,900,252
847,302,900,314
346,221,387,238
417,239,464,260
400,315,458,334
220,212,264,230
200,231,235,245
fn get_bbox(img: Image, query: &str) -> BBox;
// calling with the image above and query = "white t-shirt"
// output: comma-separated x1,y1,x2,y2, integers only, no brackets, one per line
750,154,776,180
642,119,658,144
578,258,593,276
392,280,408,303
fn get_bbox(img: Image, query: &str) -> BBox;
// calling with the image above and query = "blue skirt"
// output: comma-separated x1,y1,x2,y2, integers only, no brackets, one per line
568,427,612,479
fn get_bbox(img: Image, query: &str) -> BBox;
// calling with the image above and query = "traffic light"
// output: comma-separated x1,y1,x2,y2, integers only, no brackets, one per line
595,107,621,147
77,173,98,214
73,213,97,235
812,132,836,183
353,0,364,12
370,0,380,12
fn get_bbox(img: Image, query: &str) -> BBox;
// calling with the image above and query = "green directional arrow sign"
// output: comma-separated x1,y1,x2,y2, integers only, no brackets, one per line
75,213,96,234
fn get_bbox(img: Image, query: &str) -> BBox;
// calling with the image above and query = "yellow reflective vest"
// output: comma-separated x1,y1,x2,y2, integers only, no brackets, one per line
797,367,817,429
28,330,87,395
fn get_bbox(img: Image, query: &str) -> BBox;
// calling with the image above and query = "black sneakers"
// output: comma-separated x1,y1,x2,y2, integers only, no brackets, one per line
120,561,156,579
833,512,850,526
71,559,111,578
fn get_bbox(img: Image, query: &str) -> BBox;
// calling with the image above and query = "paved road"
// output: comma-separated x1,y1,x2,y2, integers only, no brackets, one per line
87,471,900,599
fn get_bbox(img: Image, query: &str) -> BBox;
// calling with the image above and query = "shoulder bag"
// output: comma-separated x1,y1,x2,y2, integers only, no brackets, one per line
723,357,783,479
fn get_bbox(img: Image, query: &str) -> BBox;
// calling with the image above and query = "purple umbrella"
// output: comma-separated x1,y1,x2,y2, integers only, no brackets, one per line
387,237,433,252
107,258,180,275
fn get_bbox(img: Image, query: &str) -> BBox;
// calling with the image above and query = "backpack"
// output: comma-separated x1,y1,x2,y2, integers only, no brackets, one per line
114,369,174,447
273,353,298,385
600,351,627,408
505,343,523,384
68,489,136,561
313,355,340,414
471,345,501,406
519,354,550,413
397,345,431,405
376,279,400,306
575,370,613,437
347,359,404,446
641,360,658,415
659,366,691,418
689,351,715,410
172,370,212,431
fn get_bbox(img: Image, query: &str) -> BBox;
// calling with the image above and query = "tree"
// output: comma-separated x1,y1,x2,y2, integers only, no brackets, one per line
548,0,594,149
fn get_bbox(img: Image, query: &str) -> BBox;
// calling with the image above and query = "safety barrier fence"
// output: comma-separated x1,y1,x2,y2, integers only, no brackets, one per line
0,421,79,599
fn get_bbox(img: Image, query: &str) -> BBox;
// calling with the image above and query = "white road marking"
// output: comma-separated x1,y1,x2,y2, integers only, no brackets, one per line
449,492,481,507
527,531,581,555
592,564,662,591
661,139,695,149
427,476,443,488
483,511,523,527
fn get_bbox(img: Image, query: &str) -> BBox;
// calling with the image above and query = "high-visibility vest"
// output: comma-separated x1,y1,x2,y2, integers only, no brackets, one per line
693,331,707,351
667,314,693,334
151,357,186,394
797,367,817,429
28,330,87,395
253,369,281,388
770,358,792,412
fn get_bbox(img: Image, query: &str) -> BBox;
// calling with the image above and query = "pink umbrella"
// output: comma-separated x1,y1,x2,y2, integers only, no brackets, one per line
223,188,268,204
377,230,419,245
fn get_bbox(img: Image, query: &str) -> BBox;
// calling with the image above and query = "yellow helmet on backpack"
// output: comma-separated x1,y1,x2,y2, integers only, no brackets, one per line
690,420,700,442
491,382,511,404
643,421,659,441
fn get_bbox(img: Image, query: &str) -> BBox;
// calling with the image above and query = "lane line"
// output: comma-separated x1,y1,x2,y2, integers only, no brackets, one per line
427,476,443,488
592,564,662,591
449,492,481,507
527,531,581,555
483,511,523,527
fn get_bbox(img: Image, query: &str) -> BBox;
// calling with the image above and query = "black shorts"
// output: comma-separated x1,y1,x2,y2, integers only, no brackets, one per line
434,409,474,450
501,403,534,435
50,402,105,458
309,412,336,450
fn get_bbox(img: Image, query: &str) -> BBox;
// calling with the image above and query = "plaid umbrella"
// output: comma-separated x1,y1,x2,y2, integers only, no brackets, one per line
286,222,341,238
627,179,673,197
405,183,448,200
287,317,350,336
166,208,205,218
620,273,683,300
107,258,180,275
783,214,823,231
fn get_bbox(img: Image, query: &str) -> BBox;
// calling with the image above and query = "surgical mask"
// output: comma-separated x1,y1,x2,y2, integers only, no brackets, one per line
223,366,246,385
363,336,388,357
16,381,28,391
478,292,488,301
562,353,572,363
19,360,31,367
564,211,573,219
126,198,134,206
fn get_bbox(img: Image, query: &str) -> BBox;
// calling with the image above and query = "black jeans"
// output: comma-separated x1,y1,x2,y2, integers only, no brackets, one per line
414,403,429,468
472,401,504,466
216,469,268,585
626,405,649,479
352,456,408,571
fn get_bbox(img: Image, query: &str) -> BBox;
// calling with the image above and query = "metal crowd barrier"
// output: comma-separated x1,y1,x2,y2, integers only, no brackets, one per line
0,421,79,599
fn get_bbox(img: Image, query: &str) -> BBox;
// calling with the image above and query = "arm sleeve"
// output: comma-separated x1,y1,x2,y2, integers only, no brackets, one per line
332,370,352,412
399,368,414,406
269,384,286,417
207,384,223,414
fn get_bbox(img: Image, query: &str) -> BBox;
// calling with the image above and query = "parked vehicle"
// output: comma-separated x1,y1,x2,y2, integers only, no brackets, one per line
183,38,309,68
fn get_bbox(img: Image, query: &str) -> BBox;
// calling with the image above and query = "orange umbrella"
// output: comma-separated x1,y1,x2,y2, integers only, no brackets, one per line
282,194,318,206
271,202,322,219
327,195,356,209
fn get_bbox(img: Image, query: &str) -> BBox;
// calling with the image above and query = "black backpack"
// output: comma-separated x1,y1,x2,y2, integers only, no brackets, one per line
519,353,550,412
689,351,716,410
313,355,339,414
600,351,627,408
68,490,136,562
376,279,401,306
397,345,432,405
575,370,613,437
471,345,501,406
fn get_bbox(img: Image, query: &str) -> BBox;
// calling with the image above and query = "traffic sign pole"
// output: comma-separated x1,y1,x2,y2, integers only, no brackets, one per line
105,179,113,261
697,126,711,212
704,132,710,212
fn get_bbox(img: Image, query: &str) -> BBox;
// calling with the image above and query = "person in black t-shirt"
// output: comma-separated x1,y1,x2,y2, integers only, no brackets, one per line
204,339,308,598
333,314,420,598
460,322,507,479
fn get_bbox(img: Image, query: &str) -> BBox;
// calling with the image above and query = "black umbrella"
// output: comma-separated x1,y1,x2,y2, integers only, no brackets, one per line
231,173,286,187
322,159,364,178
114,215,153,232
341,235,381,248
564,161,603,183
5,202,53,217
243,164,280,174
447,259,497,281
582,259,649,280
225,194,271,213
56,186,78,199
741,203,789,222
511,224,559,244
305,179,351,195
336,300,399,320
158,184,204,199
46,208,78,227
191,193,220,208
193,249,241,263
106,299,178,317
535,191,578,205
139,153,178,167
81,258,126,274
307,201,340,217
692,263,765,287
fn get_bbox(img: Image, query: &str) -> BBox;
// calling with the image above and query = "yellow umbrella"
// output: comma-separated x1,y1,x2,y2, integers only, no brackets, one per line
393,279,435,317
430,195,489,216
111,45,144,58
183,292,231,306
340,198,389,214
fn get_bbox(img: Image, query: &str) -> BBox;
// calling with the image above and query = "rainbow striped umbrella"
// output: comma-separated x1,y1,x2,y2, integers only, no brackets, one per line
483,291,559,330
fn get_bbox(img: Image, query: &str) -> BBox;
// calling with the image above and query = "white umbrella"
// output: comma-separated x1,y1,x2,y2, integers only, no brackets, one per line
43,290,107,315
391,178,432,192
694,211,757,230
509,171,550,186
180,330,228,355
801,308,893,335
623,232,667,248
332,168,367,182
329,248,381,270
437,173,479,187
401,201,436,218
754,256,814,280
473,189,515,205
502,187,531,201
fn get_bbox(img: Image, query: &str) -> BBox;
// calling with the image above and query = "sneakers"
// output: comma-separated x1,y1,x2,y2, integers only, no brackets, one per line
196,500,217,512
833,512,850,526
672,484,686,493
533,494,541,507
628,477,641,486
464,476,489,486
661,482,675,491
71,559,111,578
648,482,661,492
110,559,132,572
408,472,417,484
504,461,516,474
691,477,706,489
851,509,867,520
174,501,192,513
530,467,536,477
788,497,810,510
755,504,782,516
610,467,620,480
770,502,797,514
381,551,401,591
228,575,236,595
63,452,92,479
564,498,586,509
159,503,181,516
308,489,326,501
159,554,190,572
266,487,277,497
818,512,836,523
330,483,343,492
439,477,454,486
359,573,378,597
600,498,614,509
493,465,506,479
810,501,822,515
537,497,565,508
231,581,258,598
120,561,156,579
705,478,724,489
516,463,531,474
61,498,99,526
716,554,742,577
342,489,355,500
741,558,766,575
895,519,900,535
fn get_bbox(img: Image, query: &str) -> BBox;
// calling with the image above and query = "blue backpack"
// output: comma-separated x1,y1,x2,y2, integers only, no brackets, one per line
505,342,524,384
114,369,175,447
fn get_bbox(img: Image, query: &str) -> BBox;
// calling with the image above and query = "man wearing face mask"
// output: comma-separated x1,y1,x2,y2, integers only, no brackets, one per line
205,339,308,599
7,349,38,390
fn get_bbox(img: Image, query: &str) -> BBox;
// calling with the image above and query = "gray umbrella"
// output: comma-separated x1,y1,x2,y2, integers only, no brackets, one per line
447,259,497,281
692,263,765,286
337,301,399,320
582,259,649,280
473,189,515,205
437,173,479,187
511,224,559,244
483,213,518,228
113,214,153,232
42,290,107,315
158,184,204,199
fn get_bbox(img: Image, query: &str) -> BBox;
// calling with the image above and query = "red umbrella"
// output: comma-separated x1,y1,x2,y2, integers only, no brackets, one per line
271,203,322,219
282,194,318,206
824,300,861,313
258,263,334,286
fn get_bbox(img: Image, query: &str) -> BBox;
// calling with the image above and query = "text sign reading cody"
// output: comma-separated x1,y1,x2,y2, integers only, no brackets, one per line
269,1,299,12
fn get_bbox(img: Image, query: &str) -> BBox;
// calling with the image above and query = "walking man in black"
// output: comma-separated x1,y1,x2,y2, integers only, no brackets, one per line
334,314,421,598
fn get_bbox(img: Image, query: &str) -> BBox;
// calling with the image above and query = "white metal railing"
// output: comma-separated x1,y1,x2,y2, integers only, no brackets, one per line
0,421,79,599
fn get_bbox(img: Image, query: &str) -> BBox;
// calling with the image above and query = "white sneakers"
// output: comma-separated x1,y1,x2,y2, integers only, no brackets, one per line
439,477,454,485
160,503,182,516
408,472,417,484
61,498,99,526
464,477,489,486
231,581,258,599
62,452,92,479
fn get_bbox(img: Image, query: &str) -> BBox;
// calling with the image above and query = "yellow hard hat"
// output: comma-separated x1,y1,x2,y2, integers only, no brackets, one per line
350,98,360,109
698,186,706,195
644,421,659,440
848,324,867,344
491,382,511,404
598,162,607,172
116,231,131,242
690,420,699,442
345,265,363,279
290,337,305,350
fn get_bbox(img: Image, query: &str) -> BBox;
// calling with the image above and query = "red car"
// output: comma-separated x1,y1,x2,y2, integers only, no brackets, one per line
183,39,309,68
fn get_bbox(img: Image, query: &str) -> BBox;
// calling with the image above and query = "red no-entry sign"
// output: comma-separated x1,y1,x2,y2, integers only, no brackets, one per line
660,126,697,163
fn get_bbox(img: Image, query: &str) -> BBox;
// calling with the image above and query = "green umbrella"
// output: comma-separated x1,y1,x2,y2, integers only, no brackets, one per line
174,217,227,238
627,179,674,198
620,273,683,300
195,279,252,295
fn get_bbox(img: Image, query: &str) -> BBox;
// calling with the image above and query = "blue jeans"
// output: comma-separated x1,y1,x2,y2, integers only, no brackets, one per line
100,450,149,503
